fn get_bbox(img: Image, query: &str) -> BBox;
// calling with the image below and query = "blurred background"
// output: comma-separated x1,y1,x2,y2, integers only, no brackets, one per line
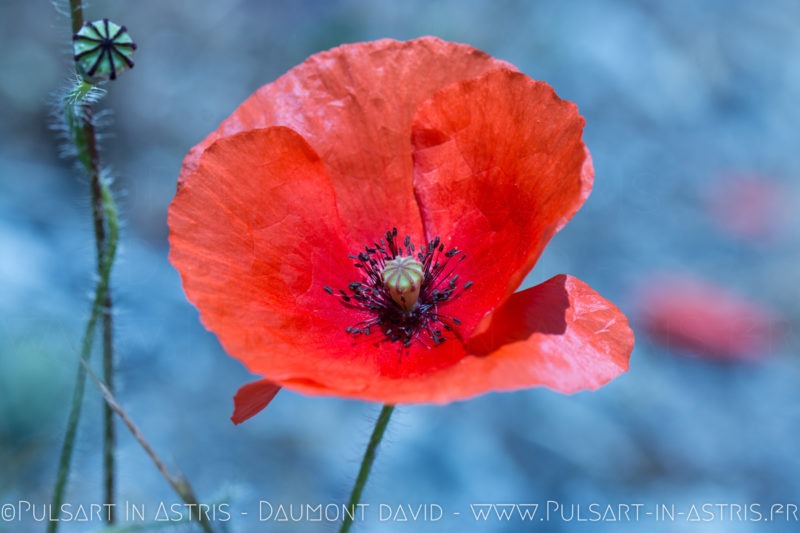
2,0,799,531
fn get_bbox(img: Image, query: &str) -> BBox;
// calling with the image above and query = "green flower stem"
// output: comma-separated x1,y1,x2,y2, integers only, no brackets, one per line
340,404,395,533
53,6,209,532
68,0,83,34
49,180,118,533
75,37,119,533
72,0,117,521
83,96,118,528
51,0,118,527
79,75,118,529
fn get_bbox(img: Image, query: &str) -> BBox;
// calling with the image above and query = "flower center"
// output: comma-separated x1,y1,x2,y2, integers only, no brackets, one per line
324,228,473,348
381,255,424,311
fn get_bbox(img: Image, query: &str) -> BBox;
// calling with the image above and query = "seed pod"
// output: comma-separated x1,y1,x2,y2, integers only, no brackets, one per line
381,255,424,311
73,19,136,82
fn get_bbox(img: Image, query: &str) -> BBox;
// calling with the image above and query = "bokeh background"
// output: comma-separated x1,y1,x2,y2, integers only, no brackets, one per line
2,0,799,531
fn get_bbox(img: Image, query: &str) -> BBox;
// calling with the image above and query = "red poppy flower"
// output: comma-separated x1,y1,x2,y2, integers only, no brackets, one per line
634,273,781,361
168,37,634,423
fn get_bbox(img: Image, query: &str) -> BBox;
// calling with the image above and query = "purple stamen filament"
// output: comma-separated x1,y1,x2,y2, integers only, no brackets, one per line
324,228,471,348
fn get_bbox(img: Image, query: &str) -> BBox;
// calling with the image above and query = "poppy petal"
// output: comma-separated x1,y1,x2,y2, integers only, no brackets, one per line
181,37,513,247
463,274,632,394
169,126,364,388
231,379,281,425
169,126,471,394
279,275,632,402
412,69,593,336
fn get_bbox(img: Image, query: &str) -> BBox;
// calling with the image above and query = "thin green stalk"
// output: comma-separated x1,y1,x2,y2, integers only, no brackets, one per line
53,7,209,532
79,359,216,533
340,405,395,533
83,93,118,528
76,19,119,526
68,0,83,33
79,70,118,529
54,0,118,525
49,180,118,533
102,299,115,523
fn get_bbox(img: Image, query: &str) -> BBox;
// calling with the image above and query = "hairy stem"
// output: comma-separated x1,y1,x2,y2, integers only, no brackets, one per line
75,12,118,522
72,0,118,521
340,405,395,533
84,100,118,526
50,0,117,528
49,179,118,533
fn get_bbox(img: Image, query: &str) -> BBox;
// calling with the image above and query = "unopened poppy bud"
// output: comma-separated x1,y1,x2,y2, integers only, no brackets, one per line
73,19,136,82
381,256,424,311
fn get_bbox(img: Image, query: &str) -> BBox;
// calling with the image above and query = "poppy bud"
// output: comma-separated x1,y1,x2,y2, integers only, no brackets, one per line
381,255,424,311
73,18,136,82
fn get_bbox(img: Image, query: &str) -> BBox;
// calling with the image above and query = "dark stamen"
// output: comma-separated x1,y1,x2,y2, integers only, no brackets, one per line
324,230,472,348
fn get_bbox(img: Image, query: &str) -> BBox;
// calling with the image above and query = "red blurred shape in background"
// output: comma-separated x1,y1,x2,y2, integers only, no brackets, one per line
635,274,782,361
706,174,783,242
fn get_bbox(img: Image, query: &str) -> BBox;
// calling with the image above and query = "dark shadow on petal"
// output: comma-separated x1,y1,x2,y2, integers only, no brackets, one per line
412,126,451,150
466,274,570,356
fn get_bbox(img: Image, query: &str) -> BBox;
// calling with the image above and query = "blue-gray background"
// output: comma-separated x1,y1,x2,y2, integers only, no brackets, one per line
2,1,799,531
